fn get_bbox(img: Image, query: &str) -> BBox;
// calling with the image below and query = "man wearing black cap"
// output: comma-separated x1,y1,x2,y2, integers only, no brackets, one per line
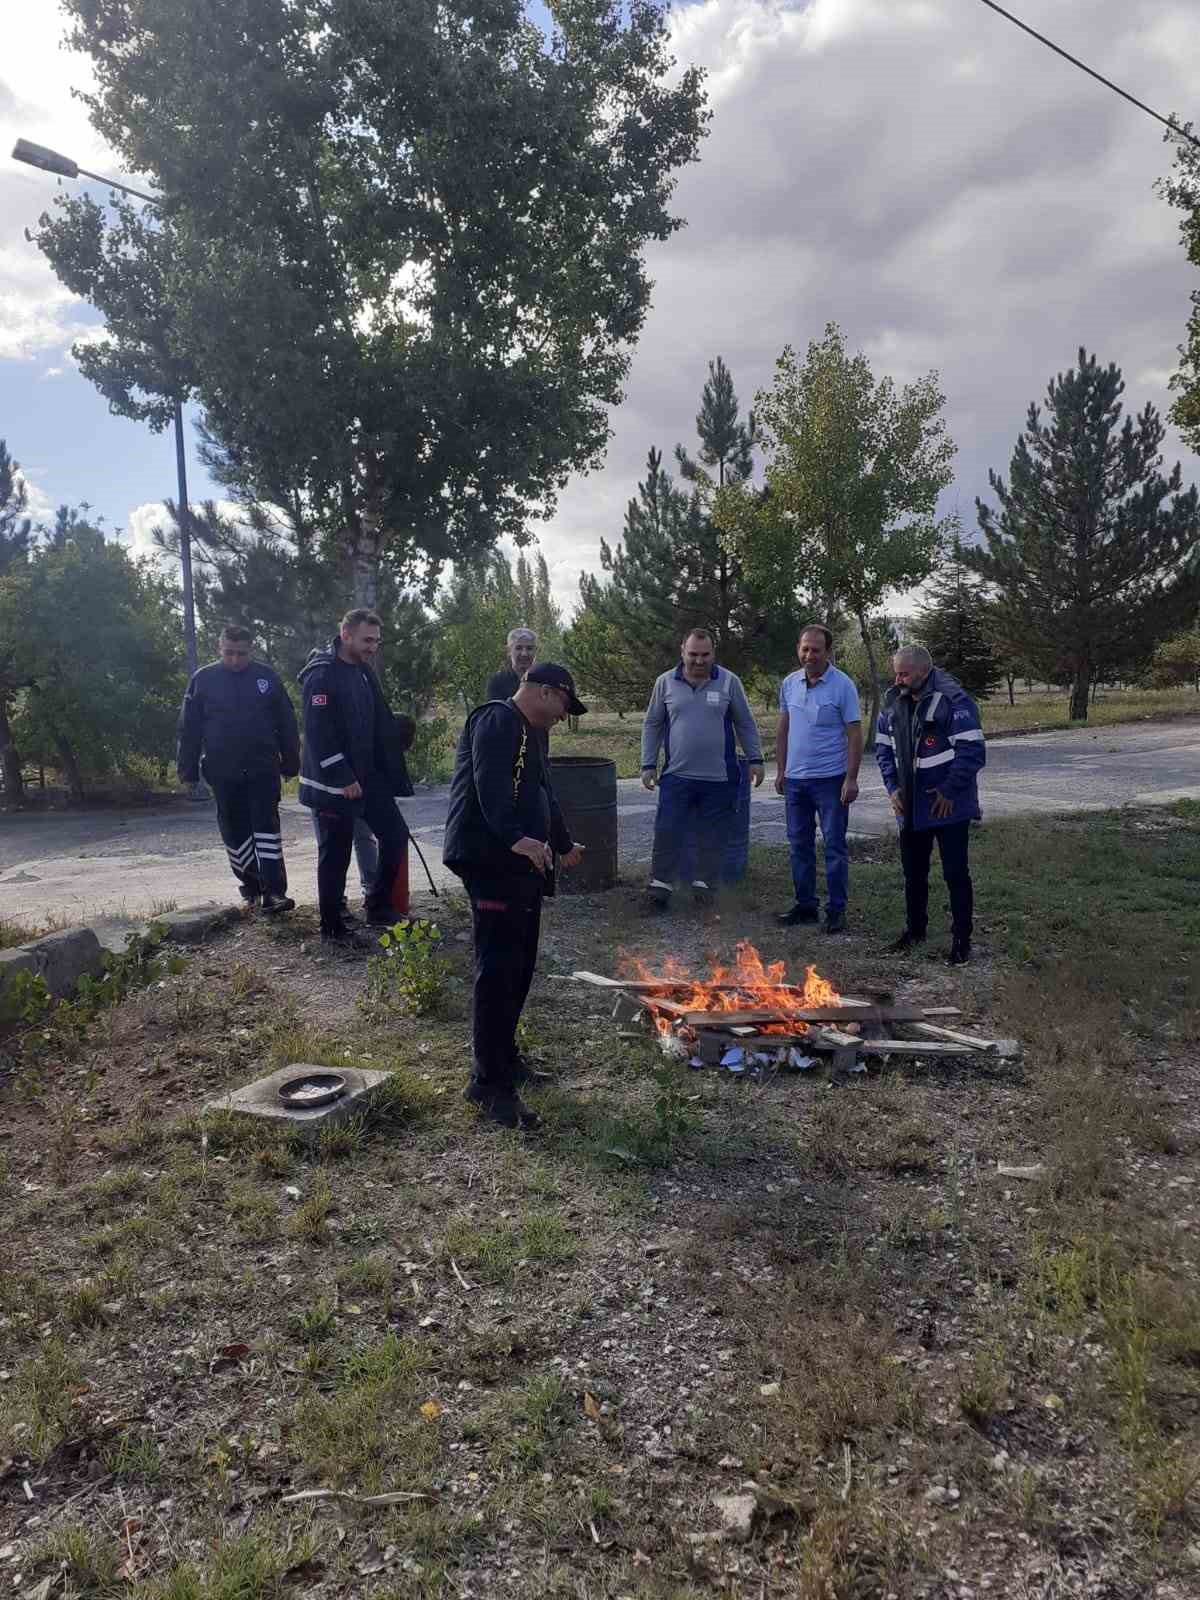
443,664,587,1129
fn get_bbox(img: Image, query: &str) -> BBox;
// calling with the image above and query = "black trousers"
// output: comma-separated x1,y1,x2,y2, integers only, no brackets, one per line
465,880,543,1091
899,821,973,941
210,776,287,898
315,777,408,931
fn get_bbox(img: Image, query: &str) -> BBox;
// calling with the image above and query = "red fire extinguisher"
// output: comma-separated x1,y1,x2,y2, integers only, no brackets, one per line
391,843,410,918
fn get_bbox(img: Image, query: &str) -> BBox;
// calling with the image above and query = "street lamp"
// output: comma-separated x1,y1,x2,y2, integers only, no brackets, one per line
12,137,201,686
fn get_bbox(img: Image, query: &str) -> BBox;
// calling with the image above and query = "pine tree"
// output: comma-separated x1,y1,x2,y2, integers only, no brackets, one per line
968,350,1200,720
567,360,794,707
914,539,1003,701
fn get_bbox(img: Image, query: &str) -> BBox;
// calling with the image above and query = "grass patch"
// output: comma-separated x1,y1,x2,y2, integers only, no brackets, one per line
442,1211,577,1283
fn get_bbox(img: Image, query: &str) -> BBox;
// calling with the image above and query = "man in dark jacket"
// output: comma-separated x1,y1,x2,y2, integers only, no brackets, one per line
298,608,415,946
483,627,537,702
443,664,586,1129
176,624,300,913
875,645,986,965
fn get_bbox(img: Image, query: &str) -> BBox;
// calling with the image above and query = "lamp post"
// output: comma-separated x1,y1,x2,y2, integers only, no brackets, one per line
13,137,201,684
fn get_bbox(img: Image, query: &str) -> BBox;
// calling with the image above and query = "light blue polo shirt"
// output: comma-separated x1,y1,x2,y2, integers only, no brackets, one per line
779,665,861,779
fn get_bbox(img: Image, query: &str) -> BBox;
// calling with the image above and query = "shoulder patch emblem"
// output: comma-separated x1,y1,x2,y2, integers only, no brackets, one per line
924,735,938,748
257,678,270,694
311,693,328,707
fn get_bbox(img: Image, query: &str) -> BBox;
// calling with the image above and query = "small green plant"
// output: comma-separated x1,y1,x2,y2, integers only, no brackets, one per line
0,969,52,1027
294,1295,338,1343
365,919,450,1016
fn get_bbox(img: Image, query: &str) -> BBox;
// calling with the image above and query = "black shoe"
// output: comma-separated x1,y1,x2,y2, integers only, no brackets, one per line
887,930,926,954
339,900,362,926
464,1084,541,1130
641,888,670,915
239,885,262,906
260,893,295,916
823,909,847,935
365,910,403,928
946,938,972,967
776,903,820,927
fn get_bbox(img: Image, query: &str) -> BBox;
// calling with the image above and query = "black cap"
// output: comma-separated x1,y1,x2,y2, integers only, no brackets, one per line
524,662,588,716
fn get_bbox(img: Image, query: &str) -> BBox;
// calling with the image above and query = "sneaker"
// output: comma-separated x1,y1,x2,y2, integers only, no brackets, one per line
823,909,847,935
776,903,820,927
464,1083,541,1130
946,938,972,967
260,893,295,916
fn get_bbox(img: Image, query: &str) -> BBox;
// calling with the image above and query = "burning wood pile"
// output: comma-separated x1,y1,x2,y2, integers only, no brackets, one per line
558,942,1016,1075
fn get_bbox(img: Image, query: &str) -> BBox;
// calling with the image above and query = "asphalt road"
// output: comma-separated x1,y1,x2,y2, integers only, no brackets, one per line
1,719,1197,930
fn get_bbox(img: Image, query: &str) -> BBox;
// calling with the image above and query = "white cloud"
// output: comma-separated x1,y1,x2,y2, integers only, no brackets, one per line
533,0,1200,619
40,365,63,380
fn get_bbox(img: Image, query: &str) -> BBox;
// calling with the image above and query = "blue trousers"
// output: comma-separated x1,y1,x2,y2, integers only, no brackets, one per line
651,773,735,889
311,812,378,895
784,774,849,913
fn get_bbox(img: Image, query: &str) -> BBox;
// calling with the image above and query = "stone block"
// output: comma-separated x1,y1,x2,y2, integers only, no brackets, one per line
0,926,106,1003
154,904,240,945
203,1062,392,1143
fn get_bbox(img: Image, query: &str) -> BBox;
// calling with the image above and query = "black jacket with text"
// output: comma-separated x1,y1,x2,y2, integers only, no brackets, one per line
176,661,299,786
442,701,571,890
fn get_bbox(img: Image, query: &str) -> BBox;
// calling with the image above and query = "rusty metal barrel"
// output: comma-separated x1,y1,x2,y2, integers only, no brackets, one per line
548,756,618,892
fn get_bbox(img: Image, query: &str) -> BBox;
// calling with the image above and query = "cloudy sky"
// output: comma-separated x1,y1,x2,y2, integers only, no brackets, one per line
3,0,1199,615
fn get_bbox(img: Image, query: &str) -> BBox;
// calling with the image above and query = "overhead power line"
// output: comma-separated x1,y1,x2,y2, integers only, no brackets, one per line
973,0,1200,153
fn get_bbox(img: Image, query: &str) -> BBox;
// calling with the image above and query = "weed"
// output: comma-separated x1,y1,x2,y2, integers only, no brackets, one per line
958,1344,1009,1427
35,1522,121,1591
103,1428,163,1480
371,1066,442,1125
365,918,450,1016
226,1180,280,1240
0,1340,83,1458
1134,1440,1200,1537
317,1116,365,1160
443,1211,577,1283
294,1295,338,1344
287,1176,335,1242
338,1255,394,1297
63,1280,110,1329
0,968,52,1026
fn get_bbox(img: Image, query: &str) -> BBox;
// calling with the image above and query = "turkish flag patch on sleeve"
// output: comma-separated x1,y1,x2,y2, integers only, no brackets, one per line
312,694,328,707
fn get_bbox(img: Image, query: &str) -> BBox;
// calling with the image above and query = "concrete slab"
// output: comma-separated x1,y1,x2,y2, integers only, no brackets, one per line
203,1062,391,1142
0,926,106,1004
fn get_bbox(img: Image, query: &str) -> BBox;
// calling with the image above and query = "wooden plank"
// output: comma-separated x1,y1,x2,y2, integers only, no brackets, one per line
856,1039,972,1057
909,1022,999,1051
920,1007,963,1017
682,1003,925,1028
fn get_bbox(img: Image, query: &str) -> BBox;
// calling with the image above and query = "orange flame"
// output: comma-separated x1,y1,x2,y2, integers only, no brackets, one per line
619,940,839,1028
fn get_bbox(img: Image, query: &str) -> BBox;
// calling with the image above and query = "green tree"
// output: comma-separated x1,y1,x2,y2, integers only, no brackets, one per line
1145,628,1200,691
436,553,522,712
0,512,185,801
913,538,1003,701
715,323,956,742
34,0,709,608
967,349,1200,721
1160,121,1200,450
0,441,34,801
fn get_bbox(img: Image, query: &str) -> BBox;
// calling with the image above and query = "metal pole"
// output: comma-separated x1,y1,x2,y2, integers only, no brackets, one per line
174,395,198,680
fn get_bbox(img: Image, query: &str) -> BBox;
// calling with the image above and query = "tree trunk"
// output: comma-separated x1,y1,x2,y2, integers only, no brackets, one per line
857,608,880,751
350,501,385,610
1006,673,1015,707
1069,665,1090,721
0,699,24,805
53,728,85,805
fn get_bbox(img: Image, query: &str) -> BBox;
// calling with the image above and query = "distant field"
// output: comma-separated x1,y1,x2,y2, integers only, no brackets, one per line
544,687,1200,777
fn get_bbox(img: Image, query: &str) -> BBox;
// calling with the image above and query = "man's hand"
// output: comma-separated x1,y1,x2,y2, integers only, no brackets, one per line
512,836,553,873
560,843,586,868
342,781,363,800
749,762,765,789
930,790,954,819
889,790,905,819
841,776,860,806
774,770,786,796
641,769,657,791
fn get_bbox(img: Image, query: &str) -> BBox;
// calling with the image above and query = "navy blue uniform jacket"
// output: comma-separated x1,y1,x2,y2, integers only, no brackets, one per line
176,661,299,786
297,640,414,820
